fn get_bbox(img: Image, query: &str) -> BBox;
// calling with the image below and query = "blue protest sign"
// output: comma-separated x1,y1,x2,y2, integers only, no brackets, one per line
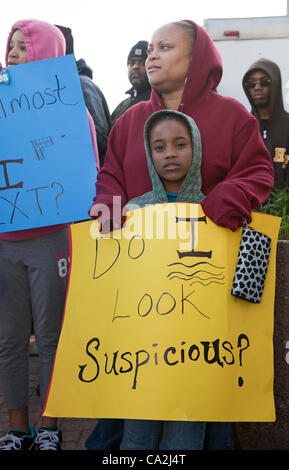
0,55,97,232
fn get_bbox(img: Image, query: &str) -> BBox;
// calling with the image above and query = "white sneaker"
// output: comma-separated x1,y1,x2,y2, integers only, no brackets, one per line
0,425,36,450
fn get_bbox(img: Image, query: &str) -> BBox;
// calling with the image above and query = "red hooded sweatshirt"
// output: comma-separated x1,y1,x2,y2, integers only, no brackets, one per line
92,21,273,231
0,19,99,241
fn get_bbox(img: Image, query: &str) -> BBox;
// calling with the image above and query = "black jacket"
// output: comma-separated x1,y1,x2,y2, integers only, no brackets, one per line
111,84,151,126
77,59,111,167
243,58,289,190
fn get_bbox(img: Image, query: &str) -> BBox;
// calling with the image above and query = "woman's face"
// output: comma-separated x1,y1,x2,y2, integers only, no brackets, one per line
146,24,193,95
7,29,28,65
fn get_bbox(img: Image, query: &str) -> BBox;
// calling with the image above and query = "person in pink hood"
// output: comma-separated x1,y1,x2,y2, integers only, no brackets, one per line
0,19,99,451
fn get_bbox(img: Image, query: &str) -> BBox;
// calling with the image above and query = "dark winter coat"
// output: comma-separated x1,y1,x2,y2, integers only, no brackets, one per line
77,59,111,167
111,84,151,126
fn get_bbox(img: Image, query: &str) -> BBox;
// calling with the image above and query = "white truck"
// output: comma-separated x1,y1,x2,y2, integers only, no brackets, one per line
203,15,289,111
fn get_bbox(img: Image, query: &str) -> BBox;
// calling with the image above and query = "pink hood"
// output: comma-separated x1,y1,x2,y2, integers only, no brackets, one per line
5,18,98,172
5,19,66,64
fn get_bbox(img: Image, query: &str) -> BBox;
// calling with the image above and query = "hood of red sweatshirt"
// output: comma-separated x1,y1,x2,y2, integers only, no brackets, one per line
5,19,66,65
150,20,223,111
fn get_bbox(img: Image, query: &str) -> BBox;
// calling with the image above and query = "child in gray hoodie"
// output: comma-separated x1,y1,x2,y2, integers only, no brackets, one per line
127,109,204,208
118,110,234,450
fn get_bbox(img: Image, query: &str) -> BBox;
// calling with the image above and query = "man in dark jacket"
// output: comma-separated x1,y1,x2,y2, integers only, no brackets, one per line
243,58,289,189
56,25,111,167
111,41,151,126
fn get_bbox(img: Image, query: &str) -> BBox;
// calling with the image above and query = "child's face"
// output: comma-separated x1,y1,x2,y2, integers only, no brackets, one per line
7,29,28,65
149,118,192,193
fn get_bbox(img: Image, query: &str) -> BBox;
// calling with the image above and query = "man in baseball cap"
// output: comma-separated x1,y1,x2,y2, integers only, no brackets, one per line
111,40,151,126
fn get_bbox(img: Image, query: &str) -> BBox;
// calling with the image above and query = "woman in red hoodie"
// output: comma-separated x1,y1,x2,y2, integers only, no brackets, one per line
90,20,273,231
0,19,99,451
87,21,274,451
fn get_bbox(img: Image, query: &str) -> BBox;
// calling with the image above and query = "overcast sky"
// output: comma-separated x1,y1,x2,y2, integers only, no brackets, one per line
0,0,287,111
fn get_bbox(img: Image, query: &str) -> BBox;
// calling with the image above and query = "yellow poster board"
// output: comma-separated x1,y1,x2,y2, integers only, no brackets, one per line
44,204,280,421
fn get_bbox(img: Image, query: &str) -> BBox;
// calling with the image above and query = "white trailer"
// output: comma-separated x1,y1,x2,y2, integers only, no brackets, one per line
203,15,289,111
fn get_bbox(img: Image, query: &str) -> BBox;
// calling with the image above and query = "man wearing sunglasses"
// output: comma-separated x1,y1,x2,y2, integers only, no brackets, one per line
243,58,289,190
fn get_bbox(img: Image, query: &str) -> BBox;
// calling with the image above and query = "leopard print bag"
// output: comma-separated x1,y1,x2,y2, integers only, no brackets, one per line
231,222,271,303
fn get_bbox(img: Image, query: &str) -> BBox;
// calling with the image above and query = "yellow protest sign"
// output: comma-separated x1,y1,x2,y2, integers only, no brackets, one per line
44,204,280,422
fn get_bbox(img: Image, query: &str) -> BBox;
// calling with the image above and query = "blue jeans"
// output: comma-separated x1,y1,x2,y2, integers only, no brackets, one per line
85,419,123,450
120,420,234,450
